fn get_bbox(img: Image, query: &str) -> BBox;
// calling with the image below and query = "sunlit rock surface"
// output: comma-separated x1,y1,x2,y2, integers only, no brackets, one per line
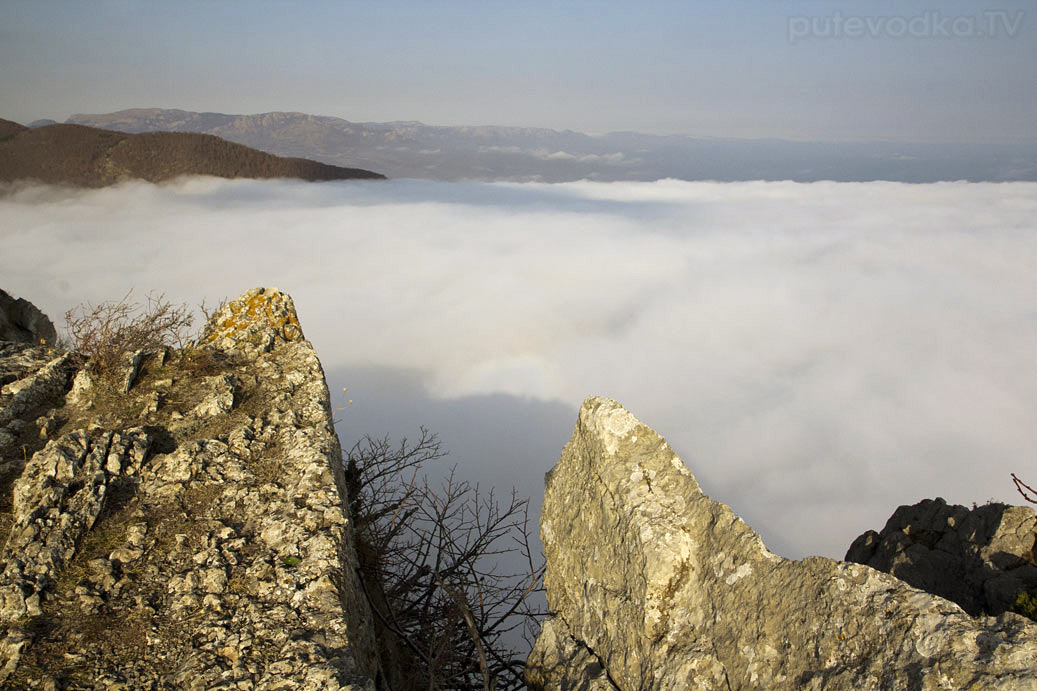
527,396,1037,690
0,287,381,689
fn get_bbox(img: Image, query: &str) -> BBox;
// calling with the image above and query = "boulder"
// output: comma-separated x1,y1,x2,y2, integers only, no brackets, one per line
0,289,57,345
846,497,1037,617
527,396,1037,690
198,286,304,354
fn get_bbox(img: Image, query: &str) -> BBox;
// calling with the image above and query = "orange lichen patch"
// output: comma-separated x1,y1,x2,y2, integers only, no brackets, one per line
199,288,304,346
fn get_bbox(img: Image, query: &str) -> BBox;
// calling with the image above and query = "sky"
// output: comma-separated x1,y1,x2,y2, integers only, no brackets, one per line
2,0,1035,141
4,177,1037,560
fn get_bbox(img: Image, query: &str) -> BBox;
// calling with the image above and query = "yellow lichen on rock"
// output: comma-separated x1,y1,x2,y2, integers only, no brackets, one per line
199,287,304,350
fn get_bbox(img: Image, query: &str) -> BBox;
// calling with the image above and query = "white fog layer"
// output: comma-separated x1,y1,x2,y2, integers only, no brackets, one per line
3,177,1036,559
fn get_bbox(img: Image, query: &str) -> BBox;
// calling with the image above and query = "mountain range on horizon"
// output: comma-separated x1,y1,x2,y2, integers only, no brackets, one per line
62,107,1037,184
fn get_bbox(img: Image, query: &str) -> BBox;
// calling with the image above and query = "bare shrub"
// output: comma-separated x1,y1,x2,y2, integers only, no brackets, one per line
64,291,194,375
198,296,227,325
345,429,544,691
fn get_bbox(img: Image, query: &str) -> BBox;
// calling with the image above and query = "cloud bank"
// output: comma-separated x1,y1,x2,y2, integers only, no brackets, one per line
3,177,1037,559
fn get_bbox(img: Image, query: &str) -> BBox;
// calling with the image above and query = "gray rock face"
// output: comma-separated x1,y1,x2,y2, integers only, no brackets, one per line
0,343,78,455
846,498,1037,617
0,351,75,429
0,288,382,689
0,290,57,346
0,428,151,621
527,397,1037,690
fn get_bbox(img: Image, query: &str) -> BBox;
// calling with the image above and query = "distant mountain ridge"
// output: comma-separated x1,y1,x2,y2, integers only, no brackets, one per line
0,118,384,187
66,108,1037,183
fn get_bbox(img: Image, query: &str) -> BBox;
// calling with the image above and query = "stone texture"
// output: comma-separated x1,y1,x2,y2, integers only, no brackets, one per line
119,349,146,394
0,287,383,689
0,343,63,391
0,290,56,346
526,617,617,691
846,497,1037,617
527,396,1037,690
0,351,76,430
0,429,151,620
0,343,79,487
198,288,304,355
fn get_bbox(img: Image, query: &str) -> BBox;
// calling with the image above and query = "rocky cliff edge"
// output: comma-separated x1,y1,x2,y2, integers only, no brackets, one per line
527,396,1037,690
0,288,381,690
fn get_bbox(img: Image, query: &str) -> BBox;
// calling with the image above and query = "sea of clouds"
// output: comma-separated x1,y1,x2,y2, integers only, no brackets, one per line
3,176,1037,559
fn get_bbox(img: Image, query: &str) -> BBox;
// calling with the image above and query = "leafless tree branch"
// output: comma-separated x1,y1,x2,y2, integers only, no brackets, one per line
346,431,544,690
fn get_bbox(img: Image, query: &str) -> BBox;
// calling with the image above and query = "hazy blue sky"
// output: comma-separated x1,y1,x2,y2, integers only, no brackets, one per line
2,0,1033,141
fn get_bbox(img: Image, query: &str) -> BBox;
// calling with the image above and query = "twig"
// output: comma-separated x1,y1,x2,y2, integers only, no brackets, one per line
1012,473,1037,504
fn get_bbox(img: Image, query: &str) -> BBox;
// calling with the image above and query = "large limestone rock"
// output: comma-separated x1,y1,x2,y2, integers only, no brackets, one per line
0,287,382,689
0,289,57,346
527,397,1037,690
846,497,1037,617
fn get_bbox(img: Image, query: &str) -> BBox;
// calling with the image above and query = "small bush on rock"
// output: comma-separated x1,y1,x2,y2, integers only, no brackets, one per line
1012,589,1037,621
64,291,194,376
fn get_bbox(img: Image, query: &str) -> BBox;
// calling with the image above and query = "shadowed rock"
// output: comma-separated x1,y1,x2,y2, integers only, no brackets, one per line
846,497,1037,617
527,396,1037,690
0,289,56,346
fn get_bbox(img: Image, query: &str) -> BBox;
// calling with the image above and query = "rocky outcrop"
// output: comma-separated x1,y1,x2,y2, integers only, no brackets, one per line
527,397,1037,690
846,498,1037,617
0,288,382,689
0,290,57,346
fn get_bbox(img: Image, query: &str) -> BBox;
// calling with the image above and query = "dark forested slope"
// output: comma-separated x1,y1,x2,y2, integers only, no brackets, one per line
0,119,384,186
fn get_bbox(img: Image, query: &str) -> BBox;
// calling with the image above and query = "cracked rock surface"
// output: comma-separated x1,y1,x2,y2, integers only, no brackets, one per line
527,396,1037,690
0,287,381,690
